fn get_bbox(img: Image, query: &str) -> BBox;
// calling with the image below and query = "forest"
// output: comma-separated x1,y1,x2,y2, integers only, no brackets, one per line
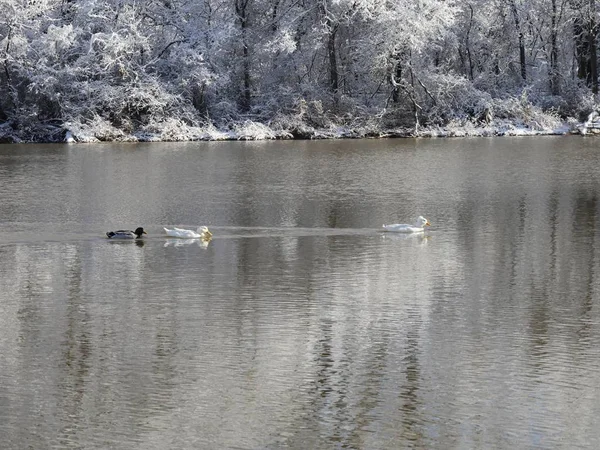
0,0,599,142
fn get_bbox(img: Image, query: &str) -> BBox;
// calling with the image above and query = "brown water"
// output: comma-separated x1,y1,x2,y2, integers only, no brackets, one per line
1,138,600,449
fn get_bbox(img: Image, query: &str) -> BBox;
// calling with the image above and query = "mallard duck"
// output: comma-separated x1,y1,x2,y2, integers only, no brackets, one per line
106,227,147,239
163,226,212,240
382,216,431,233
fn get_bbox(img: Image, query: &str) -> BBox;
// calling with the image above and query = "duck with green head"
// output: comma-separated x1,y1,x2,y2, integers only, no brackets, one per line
106,227,147,239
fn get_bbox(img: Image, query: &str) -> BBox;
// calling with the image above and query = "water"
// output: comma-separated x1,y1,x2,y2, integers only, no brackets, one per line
1,138,600,449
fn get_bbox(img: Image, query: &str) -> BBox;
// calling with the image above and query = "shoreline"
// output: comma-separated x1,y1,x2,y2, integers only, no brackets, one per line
0,120,590,144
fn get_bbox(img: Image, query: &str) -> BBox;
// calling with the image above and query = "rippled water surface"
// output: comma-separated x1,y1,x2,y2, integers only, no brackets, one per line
1,138,600,449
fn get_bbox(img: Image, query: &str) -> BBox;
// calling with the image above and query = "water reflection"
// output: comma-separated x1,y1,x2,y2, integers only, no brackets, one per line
106,239,146,247
1,139,600,449
381,232,431,243
163,238,210,248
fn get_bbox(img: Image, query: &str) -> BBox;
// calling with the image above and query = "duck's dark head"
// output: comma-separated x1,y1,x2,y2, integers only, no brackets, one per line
134,227,147,238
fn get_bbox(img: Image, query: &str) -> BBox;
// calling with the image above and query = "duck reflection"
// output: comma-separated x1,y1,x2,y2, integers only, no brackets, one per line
107,239,145,247
382,233,431,244
163,238,210,248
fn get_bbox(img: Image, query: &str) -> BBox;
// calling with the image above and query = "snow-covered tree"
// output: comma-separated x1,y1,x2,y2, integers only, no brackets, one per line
0,0,599,141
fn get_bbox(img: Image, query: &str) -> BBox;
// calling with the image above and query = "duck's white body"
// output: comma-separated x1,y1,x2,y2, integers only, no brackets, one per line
164,226,212,240
382,216,430,233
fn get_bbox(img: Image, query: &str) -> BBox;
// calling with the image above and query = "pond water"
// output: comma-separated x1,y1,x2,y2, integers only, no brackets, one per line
1,138,600,449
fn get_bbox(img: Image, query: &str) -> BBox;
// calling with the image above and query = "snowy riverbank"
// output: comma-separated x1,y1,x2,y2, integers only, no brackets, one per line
0,116,587,144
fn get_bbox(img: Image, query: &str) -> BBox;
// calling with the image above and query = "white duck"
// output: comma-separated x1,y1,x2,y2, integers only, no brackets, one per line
382,216,431,233
163,226,213,240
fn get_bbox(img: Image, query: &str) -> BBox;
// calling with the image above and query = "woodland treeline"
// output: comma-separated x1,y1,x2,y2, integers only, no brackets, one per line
1,0,599,141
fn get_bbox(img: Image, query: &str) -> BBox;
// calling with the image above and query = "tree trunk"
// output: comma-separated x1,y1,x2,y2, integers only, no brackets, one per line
550,0,560,94
391,58,402,104
508,0,526,80
235,0,251,111
574,15,590,81
2,25,16,113
465,4,474,81
319,1,339,104
3,26,11,85
590,0,598,94
271,0,280,32
573,0,598,91
391,49,407,103
326,17,339,100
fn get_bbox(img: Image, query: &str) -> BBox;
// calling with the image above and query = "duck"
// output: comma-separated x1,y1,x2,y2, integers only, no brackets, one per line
163,226,213,240
382,216,431,233
106,227,147,239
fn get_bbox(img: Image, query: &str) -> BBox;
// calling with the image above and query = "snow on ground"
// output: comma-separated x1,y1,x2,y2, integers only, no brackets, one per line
61,120,581,143
0,116,587,144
